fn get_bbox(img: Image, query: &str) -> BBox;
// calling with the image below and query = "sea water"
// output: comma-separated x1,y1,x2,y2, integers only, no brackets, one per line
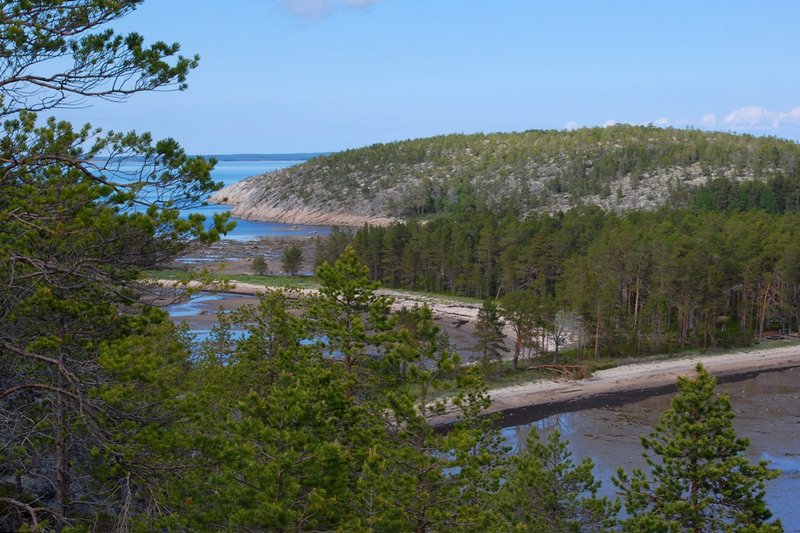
501,366,800,527
191,160,332,241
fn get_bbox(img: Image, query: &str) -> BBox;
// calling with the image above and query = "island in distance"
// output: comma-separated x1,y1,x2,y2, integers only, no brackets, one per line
211,124,800,227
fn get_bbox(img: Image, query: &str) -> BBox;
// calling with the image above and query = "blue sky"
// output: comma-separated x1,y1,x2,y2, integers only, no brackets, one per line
56,0,800,154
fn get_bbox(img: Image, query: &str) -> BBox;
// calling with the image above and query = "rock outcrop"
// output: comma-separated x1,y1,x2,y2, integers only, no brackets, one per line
210,172,396,227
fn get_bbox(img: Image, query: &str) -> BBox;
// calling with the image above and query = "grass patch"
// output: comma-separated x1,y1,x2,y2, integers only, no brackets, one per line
143,269,320,289
381,287,483,305
223,274,319,289
483,361,553,389
145,268,189,280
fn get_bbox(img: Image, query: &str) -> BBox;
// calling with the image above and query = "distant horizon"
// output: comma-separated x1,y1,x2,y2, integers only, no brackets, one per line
51,1,800,154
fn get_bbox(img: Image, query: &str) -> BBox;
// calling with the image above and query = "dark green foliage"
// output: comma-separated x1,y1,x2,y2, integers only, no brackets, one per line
0,2,230,530
344,208,800,358
614,364,782,532
314,225,354,268
282,244,304,276
475,299,508,374
494,429,618,532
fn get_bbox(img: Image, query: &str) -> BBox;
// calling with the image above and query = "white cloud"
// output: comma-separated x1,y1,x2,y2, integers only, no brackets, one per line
654,117,669,127
282,0,381,18
344,0,380,6
701,113,716,126
723,105,772,127
721,104,800,129
565,121,579,130
602,119,617,128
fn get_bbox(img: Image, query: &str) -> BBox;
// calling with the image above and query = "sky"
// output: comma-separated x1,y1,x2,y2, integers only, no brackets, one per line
54,0,800,154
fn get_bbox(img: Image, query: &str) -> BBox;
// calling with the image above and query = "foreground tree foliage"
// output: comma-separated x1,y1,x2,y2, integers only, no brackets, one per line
176,251,508,532
614,364,782,532
495,429,618,532
0,1,230,530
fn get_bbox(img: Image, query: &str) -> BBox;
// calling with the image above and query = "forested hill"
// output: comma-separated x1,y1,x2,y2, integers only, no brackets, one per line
212,125,800,225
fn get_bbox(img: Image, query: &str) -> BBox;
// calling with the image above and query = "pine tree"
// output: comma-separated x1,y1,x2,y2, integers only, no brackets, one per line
282,245,304,276
474,299,508,375
0,2,227,529
499,291,539,370
614,364,782,532
251,253,268,275
495,429,618,532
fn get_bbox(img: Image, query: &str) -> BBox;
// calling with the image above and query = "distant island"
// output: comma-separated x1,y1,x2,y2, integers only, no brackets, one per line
91,152,330,164
211,125,800,226
205,152,330,162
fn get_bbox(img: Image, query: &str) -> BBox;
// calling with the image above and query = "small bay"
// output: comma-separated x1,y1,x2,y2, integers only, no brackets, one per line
501,366,800,526
193,159,332,240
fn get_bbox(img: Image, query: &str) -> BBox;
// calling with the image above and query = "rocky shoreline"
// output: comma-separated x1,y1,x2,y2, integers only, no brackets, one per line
210,176,395,227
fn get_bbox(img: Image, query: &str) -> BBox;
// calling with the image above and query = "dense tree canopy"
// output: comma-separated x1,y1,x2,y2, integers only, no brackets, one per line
0,1,229,529
345,207,800,358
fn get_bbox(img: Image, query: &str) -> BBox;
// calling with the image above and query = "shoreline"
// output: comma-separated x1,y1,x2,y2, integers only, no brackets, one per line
475,345,800,427
153,280,800,426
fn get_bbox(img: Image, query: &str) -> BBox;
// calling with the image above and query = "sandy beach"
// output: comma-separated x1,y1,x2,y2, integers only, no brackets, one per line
483,344,800,427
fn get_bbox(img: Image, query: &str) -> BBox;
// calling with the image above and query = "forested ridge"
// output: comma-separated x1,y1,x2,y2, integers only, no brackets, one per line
341,206,800,358
227,125,800,221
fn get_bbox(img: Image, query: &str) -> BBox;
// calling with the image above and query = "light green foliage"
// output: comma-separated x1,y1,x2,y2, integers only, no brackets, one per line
494,429,618,532
282,244,304,276
354,311,506,532
179,253,506,531
309,246,394,377
264,125,800,217
614,364,782,532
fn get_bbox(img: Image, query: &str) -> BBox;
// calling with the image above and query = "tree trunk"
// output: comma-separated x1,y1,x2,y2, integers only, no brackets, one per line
55,367,68,532
759,280,772,338
633,265,641,332
594,308,601,360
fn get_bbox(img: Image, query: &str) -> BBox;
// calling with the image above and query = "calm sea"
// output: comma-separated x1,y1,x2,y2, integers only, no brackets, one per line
503,366,800,528
191,160,332,240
